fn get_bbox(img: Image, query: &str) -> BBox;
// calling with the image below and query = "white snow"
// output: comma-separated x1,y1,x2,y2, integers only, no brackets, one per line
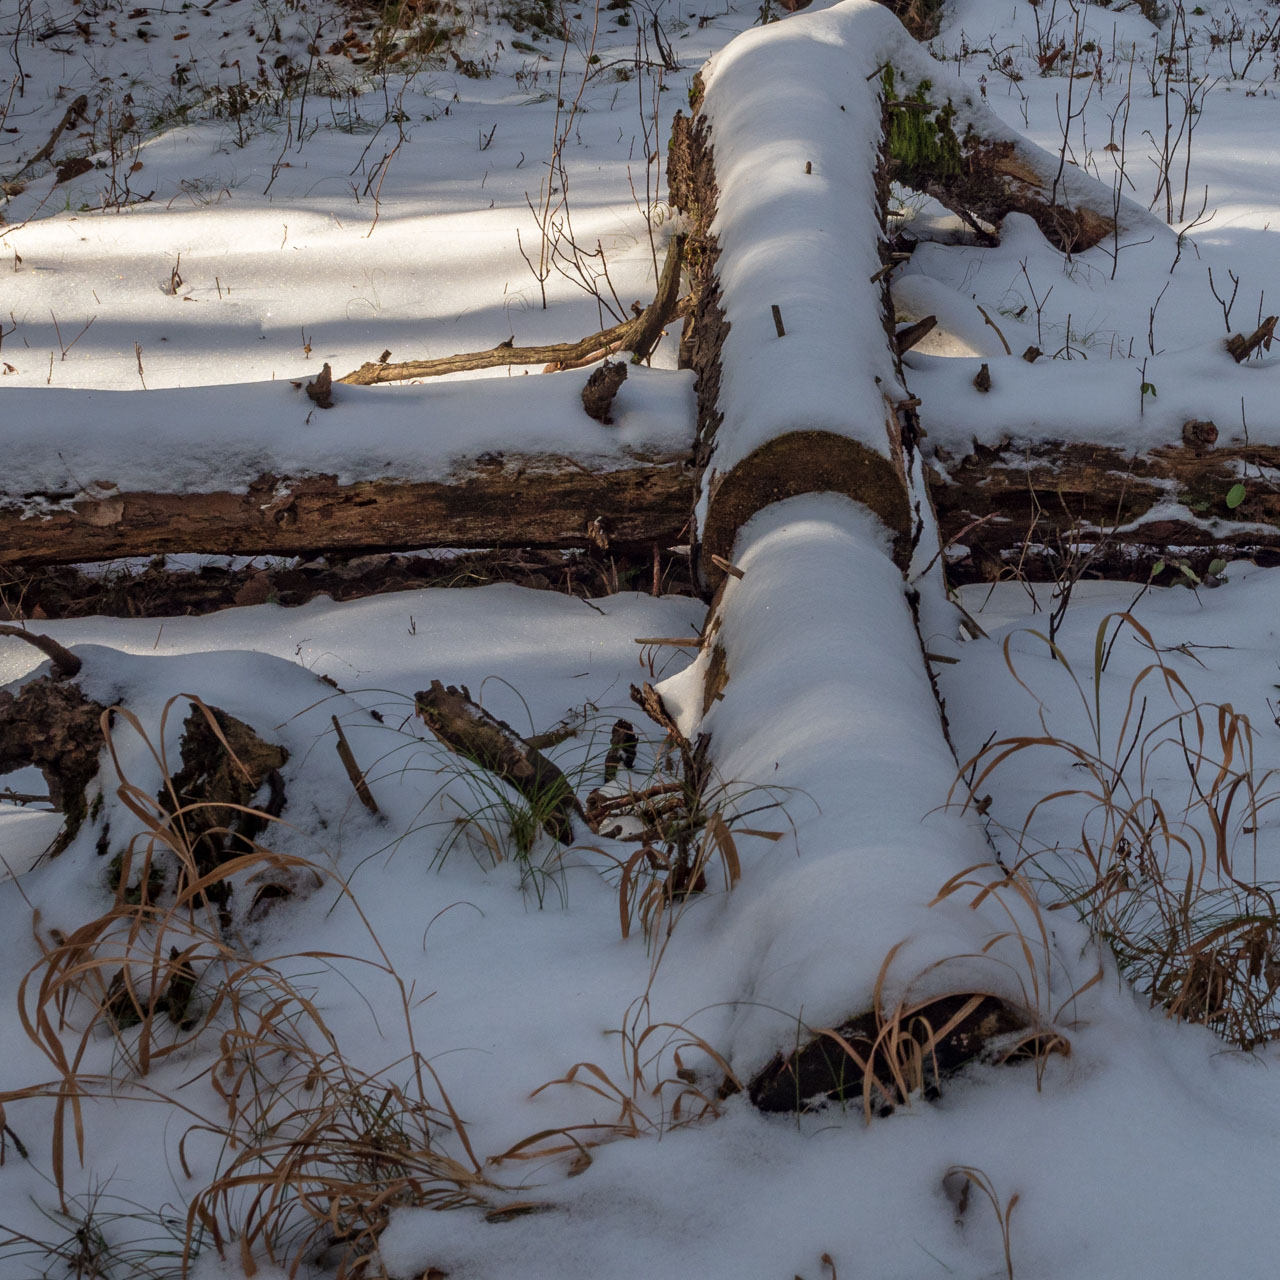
7,0,1280,1275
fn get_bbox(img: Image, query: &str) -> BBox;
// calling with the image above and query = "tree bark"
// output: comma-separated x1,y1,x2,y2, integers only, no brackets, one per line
928,438,1280,579
0,454,692,567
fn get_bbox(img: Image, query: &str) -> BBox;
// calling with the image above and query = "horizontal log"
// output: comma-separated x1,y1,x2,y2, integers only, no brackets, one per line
0,455,693,567
929,438,1280,579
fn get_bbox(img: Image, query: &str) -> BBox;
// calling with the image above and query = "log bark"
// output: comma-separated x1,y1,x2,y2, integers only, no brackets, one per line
747,994,1035,1114
414,680,583,844
928,437,1280,579
0,455,693,567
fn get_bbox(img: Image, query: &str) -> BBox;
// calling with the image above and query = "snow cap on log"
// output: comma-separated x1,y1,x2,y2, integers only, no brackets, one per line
651,493,1079,1081
684,0,917,579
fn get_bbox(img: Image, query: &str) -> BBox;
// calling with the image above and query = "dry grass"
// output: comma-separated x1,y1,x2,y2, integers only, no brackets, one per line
1,695,500,1278
802,876,1079,1124
943,1164,1019,1280
954,612,1280,1048
492,953,741,1172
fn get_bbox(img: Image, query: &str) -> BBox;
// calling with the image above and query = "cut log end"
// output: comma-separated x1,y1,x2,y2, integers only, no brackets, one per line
698,430,914,592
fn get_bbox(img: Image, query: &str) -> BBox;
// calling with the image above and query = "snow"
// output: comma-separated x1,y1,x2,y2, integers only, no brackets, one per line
8,0,1280,1274
1,366,695,501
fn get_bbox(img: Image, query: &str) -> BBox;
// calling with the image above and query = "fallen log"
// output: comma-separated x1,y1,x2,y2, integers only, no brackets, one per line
0,458,693,567
928,437,1280,580
3,367,696,567
340,234,688,386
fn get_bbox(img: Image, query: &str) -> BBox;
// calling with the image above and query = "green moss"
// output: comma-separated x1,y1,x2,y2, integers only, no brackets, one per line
881,66,962,180
107,851,165,905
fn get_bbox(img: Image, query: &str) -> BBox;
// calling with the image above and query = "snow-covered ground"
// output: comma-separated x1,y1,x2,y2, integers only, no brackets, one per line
7,0,1280,1273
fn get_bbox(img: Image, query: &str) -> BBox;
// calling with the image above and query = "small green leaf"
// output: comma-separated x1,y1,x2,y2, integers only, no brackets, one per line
1141,381,1157,397
1207,558,1228,576
1226,483,1247,509
1151,559,1165,577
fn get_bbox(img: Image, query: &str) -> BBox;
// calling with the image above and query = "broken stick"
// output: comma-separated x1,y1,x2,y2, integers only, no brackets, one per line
414,681,583,844
341,235,687,385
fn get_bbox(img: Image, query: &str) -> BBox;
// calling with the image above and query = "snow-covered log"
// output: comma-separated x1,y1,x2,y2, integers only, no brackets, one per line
654,496,1071,1108
0,370,695,566
667,0,1161,590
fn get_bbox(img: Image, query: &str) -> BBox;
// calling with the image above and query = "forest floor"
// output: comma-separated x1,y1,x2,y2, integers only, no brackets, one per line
6,0,1280,1274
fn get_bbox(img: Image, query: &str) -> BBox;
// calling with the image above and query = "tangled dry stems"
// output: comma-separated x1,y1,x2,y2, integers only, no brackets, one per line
955,611,1280,1048
1,695,499,1278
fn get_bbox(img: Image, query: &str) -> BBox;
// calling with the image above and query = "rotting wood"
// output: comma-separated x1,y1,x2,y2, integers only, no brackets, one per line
162,702,289,889
0,676,107,853
414,680,583,845
746,993,1055,1114
340,234,688,385
928,438,1280,580
0,455,692,568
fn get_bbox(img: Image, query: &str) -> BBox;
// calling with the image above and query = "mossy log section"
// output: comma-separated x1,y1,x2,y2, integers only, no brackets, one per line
0,456,692,567
414,680,582,844
879,67,1117,254
929,438,1280,580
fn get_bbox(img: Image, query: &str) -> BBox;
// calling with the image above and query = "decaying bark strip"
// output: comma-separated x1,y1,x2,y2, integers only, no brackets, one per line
415,680,583,844
746,994,1055,1114
0,676,106,852
0,455,692,568
340,234,688,386
929,436,1280,579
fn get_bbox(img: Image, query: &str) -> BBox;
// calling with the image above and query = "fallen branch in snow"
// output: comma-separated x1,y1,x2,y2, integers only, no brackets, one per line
1226,316,1277,363
339,234,688,385
10,94,88,180
0,625,82,679
414,680,584,845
